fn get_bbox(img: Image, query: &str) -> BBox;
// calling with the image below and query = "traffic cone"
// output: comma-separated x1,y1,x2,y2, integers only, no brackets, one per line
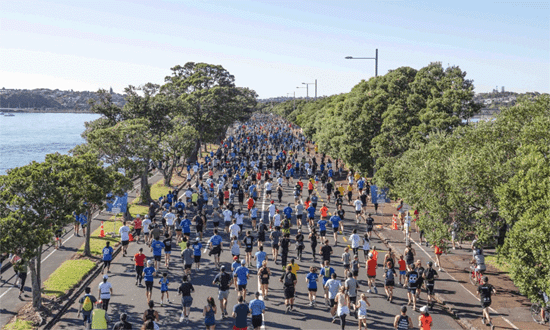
391,215,399,230
99,221,105,238
129,233,134,242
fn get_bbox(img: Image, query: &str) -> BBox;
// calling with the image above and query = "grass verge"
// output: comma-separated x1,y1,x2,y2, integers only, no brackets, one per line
3,319,34,330
485,255,510,274
151,181,171,200
42,259,95,297
78,220,123,256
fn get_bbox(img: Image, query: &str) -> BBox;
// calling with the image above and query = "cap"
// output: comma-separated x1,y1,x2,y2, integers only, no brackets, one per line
103,275,108,280
233,256,238,260
368,253,373,258
401,305,407,313
241,260,246,265
419,306,428,313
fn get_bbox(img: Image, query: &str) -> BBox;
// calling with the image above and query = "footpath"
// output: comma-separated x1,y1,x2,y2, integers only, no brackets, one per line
0,171,164,329
372,202,545,330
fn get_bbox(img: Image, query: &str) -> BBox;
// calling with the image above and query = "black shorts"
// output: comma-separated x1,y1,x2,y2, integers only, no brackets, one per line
349,296,357,304
426,283,435,295
252,314,263,328
320,230,326,237
103,260,111,267
258,233,265,242
225,222,231,227
385,280,395,287
213,221,219,228
272,244,279,250
355,210,361,215
184,264,192,270
297,214,302,219
332,227,338,233
284,286,295,299
196,226,203,233
366,226,373,232
134,229,141,236
481,300,491,308
209,245,222,256
352,270,359,277
154,255,161,261
343,264,350,270
194,256,201,263
408,287,417,293
308,288,318,292
238,284,247,291
145,281,153,291
245,247,253,253
329,298,336,307
122,240,129,246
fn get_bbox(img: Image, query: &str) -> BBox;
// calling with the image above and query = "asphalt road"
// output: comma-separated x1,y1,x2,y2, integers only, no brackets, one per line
53,173,461,330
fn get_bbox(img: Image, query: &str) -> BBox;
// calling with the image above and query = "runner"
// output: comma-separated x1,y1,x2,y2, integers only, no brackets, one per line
269,226,282,264
134,247,146,286
418,306,433,330
249,292,266,330
365,214,374,239
366,252,378,294
258,260,271,300
320,239,333,265
203,297,217,330
208,229,223,268
162,232,173,269
356,293,371,330
335,285,350,330
306,266,319,306
295,229,305,261
142,215,152,245
280,264,298,313
232,296,250,330
133,214,143,244
181,243,194,278
345,272,360,317
325,273,342,322
212,265,233,318
477,276,497,329
233,260,250,301
150,237,165,271
159,272,170,306
178,275,194,323
393,306,413,329
405,264,419,311
97,275,113,313
142,300,159,323
423,261,438,308
384,259,397,302
192,237,203,271
77,287,97,330
143,260,156,303
101,242,113,274
329,212,342,246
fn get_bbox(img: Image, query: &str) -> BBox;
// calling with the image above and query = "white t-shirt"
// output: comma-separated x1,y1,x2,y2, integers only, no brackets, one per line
142,219,151,233
229,224,241,238
223,210,233,222
164,212,176,226
273,214,281,227
268,204,276,216
98,281,112,299
349,234,361,248
265,182,272,191
119,226,130,241
235,213,244,225
325,279,341,299
277,177,283,186
354,200,363,211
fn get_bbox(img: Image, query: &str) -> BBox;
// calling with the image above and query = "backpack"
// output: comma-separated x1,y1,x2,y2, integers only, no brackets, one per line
82,295,93,312
284,272,294,286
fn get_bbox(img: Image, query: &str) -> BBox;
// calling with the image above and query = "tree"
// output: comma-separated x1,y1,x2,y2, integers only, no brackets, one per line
161,62,257,161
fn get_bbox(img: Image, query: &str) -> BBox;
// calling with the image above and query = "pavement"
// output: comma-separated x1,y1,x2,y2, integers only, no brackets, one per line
0,171,163,329
52,170,461,330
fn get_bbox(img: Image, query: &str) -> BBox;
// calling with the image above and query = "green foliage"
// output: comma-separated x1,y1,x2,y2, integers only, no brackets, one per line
78,220,123,256
43,259,95,297
4,319,34,330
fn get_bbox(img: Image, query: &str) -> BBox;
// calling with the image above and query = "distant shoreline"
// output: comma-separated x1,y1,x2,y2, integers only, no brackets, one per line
0,108,94,114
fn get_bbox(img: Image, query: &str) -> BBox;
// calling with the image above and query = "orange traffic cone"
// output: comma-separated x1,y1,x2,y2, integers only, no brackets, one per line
129,233,134,242
391,215,399,230
99,221,105,238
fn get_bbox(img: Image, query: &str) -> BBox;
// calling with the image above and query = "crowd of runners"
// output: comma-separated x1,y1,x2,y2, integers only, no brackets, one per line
75,113,498,330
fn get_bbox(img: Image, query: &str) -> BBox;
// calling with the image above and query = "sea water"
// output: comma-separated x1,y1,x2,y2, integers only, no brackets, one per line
0,113,101,175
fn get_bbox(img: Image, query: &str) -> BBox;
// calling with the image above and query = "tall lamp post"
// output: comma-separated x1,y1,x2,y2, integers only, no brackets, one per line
302,80,317,100
345,49,378,77
296,86,307,97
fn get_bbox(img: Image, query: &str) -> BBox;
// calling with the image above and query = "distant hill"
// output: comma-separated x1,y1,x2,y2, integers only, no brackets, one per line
0,88,126,112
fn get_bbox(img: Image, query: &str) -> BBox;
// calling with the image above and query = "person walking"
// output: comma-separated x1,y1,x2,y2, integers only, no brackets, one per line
112,313,133,330
394,306,413,329
203,296,217,330
77,287,97,330
249,292,266,330
280,264,298,313
178,275,194,323
212,265,233,318
232,296,250,330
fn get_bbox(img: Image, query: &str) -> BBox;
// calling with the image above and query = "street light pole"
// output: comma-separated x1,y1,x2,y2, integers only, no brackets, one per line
302,82,316,100
345,48,379,77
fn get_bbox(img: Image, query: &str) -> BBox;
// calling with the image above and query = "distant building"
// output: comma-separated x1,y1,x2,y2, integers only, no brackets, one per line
501,86,505,93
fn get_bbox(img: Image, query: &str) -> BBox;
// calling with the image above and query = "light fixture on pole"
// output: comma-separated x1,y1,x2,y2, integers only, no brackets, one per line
345,49,378,77
302,81,317,100
296,86,307,98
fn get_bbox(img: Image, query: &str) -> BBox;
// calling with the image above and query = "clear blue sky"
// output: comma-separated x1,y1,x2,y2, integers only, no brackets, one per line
1,0,548,98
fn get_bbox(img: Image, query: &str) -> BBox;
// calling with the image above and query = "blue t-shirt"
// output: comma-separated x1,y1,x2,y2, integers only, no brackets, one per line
330,215,341,228
175,201,185,211
320,266,335,285
357,179,365,189
249,299,265,316
209,235,222,246
255,251,266,268
192,242,202,256
143,266,156,282
159,277,169,291
151,240,165,256
233,303,250,328
283,207,293,219
102,246,113,261
306,272,319,289
250,208,258,218
232,261,241,272
181,219,192,233
307,206,316,218
234,266,249,285
317,220,327,231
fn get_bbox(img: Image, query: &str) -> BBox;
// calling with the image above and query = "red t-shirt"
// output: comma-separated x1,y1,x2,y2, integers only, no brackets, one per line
434,246,442,255
133,218,142,229
134,253,146,267
367,259,377,276
398,259,407,271
247,198,255,210
320,207,328,218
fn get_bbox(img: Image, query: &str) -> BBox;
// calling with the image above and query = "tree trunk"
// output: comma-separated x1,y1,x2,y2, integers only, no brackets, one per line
30,247,42,309
140,166,152,204
162,159,175,187
83,208,92,257
188,139,201,164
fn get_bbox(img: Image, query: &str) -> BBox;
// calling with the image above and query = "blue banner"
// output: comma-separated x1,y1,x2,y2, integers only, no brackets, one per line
105,193,128,213
370,185,390,204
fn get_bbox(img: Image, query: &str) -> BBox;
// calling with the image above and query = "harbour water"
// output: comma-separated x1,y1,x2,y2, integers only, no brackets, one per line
0,113,101,175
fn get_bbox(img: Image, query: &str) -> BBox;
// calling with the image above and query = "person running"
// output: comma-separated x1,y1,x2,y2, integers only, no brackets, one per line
477,276,497,329
243,231,255,267
256,220,268,248
329,212,342,246
398,255,407,285
309,228,319,262
356,293,371,330
192,237,203,271
320,239,333,265
134,248,146,286
418,306,433,330
384,259,397,302
208,229,223,268
342,247,351,278
181,243,194,278
280,233,291,271
353,196,363,223
163,232,173,269
212,265,233,318
295,229,305,261
280,264,298,313
258,260,271,300
232,296,250,330
233,260,250,301
317,215,328,242
159,272,170,306
423,261,438,308
415,260,425,300
349,229,361,256
306,266,319,307
101,242,113,274
394,306,413,329
295,201,304,229
325,273,342,322
142,300,159,324
249,292,266,330
351,254,360,280
366,252,378,294
230,236,241,260
150,237,165,271
142,215,152,245
203,297,217,330
345,272,360,318
178,275,194,323
335,285,350,330
365,214,374,239
77,287,97,330
432,242,445,272
143,260,156,302
269,226,282,264
404,244,416,271
97,274,113,313
112,313,132,330
133,215,143,244
471,247,487,280
405,264,419,311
